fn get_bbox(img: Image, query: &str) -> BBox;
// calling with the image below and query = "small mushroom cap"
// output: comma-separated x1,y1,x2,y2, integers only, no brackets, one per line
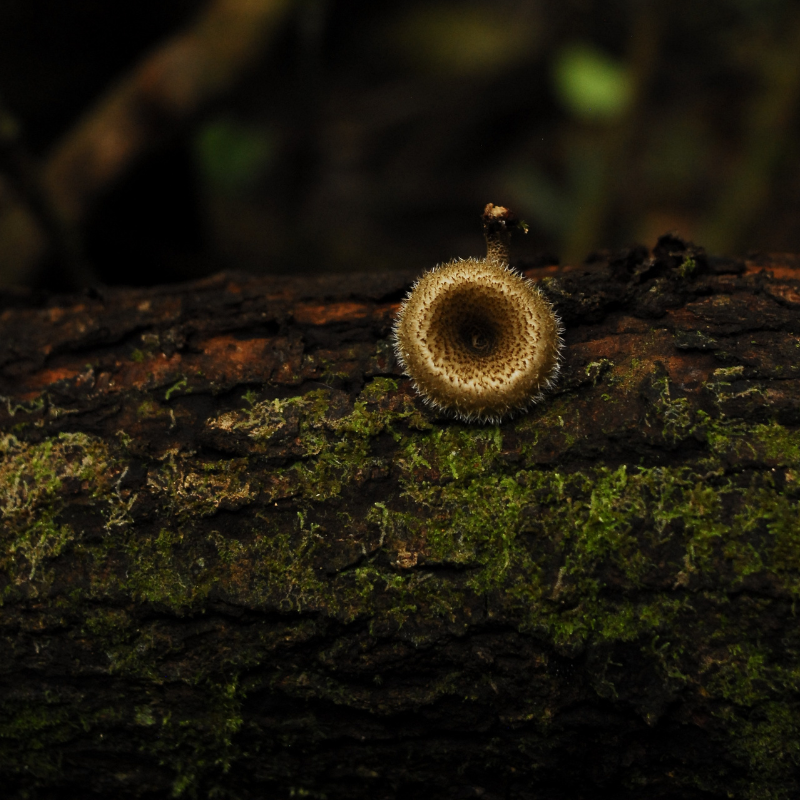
393,258,562,422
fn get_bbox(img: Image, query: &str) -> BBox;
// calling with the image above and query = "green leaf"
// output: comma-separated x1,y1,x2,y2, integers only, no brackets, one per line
194,118,275,194
552,43,633,122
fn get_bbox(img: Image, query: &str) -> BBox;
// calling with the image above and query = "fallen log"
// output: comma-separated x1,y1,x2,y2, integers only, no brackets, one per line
1,236,799,799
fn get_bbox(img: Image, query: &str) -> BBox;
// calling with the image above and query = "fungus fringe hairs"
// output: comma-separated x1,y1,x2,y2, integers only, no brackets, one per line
392,204,564,423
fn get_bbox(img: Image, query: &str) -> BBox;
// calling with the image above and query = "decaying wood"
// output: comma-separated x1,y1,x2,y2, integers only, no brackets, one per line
1,238,800,799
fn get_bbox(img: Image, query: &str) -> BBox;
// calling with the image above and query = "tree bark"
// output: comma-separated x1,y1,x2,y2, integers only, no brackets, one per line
1,238,800,799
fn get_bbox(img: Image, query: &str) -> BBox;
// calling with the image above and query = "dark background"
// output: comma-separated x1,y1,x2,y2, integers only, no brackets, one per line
2,0,799,291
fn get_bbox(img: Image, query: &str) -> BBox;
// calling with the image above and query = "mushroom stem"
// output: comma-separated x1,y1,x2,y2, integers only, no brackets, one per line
481,203,525,265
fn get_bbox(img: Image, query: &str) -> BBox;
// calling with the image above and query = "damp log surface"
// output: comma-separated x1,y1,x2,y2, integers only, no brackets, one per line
1,239,800,800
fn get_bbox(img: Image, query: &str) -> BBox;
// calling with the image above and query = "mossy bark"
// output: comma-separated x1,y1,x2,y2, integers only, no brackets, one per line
1,239,800,799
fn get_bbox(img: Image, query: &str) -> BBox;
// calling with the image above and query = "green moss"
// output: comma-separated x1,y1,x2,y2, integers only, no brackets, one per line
165,377,189,401
148,455,255,520
195,381,800,653
206,384,431,506
137,399,166,419
208,392,327,447
679,256,697,278
199,379,800,792
647,374,695,443
0,432,123,595
584,358,615,386
733,702,800,799
143,677,244,798
400,424,502,488
122,527,215,609
713,366,745,381
1,394,46,419
360,376,399,402
4,368,800,796
0,697,73,782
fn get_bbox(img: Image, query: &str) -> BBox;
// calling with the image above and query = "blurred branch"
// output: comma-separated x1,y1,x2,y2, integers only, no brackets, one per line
0,0,294,289
0,100,94,287
700,11,800,256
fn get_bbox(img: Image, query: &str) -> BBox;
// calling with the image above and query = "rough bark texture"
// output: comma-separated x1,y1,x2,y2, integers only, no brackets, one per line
1,238,800,799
